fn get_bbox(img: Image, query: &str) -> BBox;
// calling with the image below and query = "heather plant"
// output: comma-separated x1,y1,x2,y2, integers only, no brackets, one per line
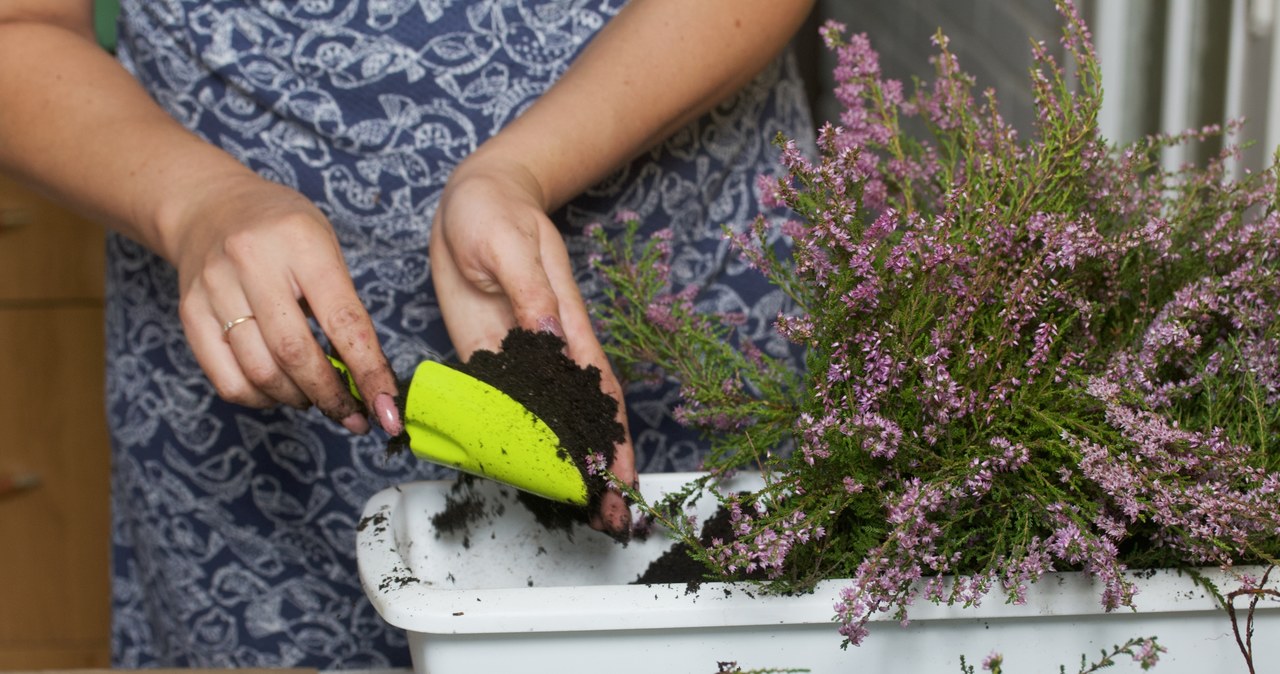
590,0,1280,652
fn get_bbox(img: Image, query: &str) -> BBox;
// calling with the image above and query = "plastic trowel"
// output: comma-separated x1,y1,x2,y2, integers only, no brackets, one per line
329,356,589,506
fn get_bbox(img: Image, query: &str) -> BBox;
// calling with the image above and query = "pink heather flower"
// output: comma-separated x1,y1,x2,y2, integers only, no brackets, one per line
779,218,808,240
612,209,640,224
778,138,813,175
725,218,775,276
644,304,678,332
865,207,898,241
775,315,816,342
988,437,1030,469
1057,0,1096,60
999,538,1053,605
797,411,835,464
1133,638,1164,669
834,478,957,644
756,173,787,210
584,451,608,477
709,497,821,579
720,376,742,396
819,19,848,50
652,227,674,257
740,338,766,368
1023,321,1059,377
1070,380,1280,565
848,413,903,459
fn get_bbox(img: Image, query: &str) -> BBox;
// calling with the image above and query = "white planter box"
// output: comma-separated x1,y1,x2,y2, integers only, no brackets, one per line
357,473,1277,674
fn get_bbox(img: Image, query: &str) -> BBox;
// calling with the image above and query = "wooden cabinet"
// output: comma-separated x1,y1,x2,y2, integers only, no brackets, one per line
0,175,111,669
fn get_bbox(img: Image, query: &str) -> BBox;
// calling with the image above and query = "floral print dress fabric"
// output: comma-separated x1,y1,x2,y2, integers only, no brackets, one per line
106,0,813,667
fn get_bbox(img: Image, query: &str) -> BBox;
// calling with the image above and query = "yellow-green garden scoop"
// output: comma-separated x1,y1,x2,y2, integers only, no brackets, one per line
329,356,589,506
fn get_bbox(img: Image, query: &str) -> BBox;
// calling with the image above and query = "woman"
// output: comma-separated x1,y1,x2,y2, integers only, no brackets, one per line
0,0,815,667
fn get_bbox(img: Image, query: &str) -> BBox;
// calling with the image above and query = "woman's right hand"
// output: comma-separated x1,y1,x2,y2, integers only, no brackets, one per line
0,4,400,434
167,172,402,436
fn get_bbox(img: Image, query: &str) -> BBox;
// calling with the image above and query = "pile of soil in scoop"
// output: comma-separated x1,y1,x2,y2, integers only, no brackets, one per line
395,327,626,530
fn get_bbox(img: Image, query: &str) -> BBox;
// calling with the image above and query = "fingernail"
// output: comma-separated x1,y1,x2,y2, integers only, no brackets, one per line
341,413,370,435
374,393,403,436
537,316,564,338
608,507,633,543
602,493,632,540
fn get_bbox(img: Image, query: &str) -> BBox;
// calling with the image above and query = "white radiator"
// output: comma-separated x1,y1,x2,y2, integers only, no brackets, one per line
1094,0,1279,178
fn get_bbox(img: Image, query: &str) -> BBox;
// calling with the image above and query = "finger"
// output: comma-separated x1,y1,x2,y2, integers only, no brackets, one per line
485,219,565,336
200,263,311,410
179,290,274,409
288,241,398,435
592,491,634,536
219,220,370,432
429,231,519,360
539,223,636,472
245,299,370,434
537,225,637,535
223,309,311,410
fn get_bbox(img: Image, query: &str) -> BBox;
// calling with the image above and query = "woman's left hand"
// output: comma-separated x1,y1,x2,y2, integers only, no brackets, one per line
430,152,636,536
428,0,816,537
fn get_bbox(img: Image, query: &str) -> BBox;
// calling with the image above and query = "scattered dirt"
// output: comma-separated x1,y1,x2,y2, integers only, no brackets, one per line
431,479,489,535
634,502,740,587
357,510,388,535
430,474,718,587
431,478,493,548
514,491,587,540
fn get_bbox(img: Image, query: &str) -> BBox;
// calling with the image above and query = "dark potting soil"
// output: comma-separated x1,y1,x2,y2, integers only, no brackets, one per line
632,499,761,586
632,524,713,586
430,481,489,535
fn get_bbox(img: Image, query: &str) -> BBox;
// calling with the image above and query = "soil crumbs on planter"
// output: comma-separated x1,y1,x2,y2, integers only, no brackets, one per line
634,495,764,588
431,479,494,548
432,474,731,589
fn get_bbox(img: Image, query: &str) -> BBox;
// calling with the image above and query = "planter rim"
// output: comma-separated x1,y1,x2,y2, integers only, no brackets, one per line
357,472,1276,636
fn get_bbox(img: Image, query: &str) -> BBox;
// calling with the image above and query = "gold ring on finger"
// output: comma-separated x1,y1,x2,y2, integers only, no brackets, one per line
222,315,256,336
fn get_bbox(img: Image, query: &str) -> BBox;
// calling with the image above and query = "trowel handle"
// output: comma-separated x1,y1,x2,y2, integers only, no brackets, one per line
328,355,363,401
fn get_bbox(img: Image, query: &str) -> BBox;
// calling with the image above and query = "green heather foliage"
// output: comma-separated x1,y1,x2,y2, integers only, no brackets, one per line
589,0,1280,648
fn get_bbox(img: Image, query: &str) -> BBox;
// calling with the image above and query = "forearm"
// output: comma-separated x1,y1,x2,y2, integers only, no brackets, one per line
0,9,259,263
470,0,815,212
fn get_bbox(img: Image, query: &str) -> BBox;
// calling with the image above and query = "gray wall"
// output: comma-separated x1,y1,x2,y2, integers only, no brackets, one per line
800,0,1068,136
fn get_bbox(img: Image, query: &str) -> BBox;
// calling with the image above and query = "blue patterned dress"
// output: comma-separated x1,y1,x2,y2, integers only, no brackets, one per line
107,0,813,667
